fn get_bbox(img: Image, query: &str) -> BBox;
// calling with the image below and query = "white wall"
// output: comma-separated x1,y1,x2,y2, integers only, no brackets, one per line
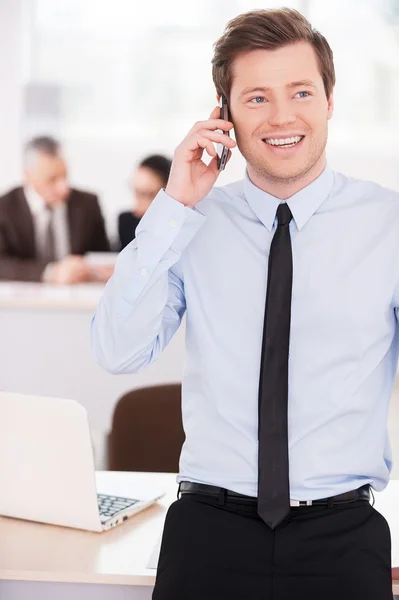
4,1,399,241
0,0,23,193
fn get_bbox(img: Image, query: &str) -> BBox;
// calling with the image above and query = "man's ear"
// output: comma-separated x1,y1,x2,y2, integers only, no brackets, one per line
327,90,334,120
23,168,31,186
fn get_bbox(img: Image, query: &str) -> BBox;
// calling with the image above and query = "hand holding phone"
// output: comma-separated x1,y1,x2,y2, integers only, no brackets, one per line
165,104,236,208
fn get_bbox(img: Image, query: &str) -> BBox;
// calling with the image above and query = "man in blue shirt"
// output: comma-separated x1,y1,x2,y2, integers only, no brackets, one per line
92,8,397,600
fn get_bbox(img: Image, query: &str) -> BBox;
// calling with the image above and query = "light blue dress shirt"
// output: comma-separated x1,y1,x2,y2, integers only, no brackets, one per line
92,166,399,500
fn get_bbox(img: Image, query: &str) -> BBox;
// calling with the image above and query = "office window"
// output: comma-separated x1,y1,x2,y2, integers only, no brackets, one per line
22,0,399,233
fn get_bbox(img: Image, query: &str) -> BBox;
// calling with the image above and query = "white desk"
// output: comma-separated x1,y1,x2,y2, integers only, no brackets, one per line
0,472,398,600
0,471,176,600
0,283,186,468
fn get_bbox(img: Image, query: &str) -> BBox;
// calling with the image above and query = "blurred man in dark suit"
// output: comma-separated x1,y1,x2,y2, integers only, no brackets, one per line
0,136,111,283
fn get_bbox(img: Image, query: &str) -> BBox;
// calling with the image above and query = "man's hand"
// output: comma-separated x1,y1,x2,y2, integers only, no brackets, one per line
44,255,91,285
88,264,114,283
165,105,236,208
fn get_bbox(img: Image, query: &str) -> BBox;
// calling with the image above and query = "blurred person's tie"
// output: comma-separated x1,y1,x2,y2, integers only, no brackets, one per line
43,207,55,264
257,203,293,529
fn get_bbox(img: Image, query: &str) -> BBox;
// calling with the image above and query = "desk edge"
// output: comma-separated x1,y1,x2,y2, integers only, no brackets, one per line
0,570,156,586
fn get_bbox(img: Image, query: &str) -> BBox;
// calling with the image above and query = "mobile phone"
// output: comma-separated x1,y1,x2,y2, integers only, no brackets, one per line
217,95,230,171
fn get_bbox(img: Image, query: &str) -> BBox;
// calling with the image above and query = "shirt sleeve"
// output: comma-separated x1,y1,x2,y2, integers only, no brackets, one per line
91,190,206,374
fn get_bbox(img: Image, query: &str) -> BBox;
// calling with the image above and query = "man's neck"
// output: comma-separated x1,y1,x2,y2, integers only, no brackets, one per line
247,157,326,200
24,185,46,211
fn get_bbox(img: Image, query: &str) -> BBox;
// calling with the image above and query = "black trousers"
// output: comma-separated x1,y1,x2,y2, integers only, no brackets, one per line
152,491,393,600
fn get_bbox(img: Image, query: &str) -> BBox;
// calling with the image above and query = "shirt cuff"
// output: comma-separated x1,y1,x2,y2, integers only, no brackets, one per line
42,262,55,283
135,189,206,254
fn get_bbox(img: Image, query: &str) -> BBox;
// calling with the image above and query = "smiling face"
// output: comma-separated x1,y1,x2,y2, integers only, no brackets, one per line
229,41,334,193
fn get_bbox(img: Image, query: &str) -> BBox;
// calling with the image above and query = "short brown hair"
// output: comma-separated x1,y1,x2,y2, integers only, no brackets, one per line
212,8,335,101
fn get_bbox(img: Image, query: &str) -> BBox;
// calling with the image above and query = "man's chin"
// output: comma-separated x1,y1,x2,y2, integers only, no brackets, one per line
51,197,69,206
252,163,307,183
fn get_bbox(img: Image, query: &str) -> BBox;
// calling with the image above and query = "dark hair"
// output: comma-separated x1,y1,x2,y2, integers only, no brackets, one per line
25,136,60,159
212,8,335,101
139,154,172,187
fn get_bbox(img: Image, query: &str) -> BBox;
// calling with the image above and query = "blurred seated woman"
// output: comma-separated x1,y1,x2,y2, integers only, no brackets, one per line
118,154,172,250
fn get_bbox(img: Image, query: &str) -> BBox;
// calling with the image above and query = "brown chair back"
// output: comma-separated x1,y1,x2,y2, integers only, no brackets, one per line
108,384,184,473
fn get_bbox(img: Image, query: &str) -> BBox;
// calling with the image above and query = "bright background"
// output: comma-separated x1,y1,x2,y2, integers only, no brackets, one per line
1,0,399,243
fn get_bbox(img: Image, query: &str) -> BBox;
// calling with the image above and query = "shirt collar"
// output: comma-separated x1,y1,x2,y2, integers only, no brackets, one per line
244,166,335,231
24,186,47,216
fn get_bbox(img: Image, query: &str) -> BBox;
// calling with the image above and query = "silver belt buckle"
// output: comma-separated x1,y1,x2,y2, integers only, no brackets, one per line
290,499,313,507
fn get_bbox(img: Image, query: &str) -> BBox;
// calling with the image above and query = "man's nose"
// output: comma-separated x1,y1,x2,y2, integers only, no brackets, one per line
56,179,69,196
267,101,296,128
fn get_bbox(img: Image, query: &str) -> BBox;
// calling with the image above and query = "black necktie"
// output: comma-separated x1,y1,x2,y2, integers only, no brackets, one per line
257,203,293,529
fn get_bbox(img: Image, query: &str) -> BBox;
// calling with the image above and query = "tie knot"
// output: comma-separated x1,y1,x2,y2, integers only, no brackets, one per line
276,203,292,227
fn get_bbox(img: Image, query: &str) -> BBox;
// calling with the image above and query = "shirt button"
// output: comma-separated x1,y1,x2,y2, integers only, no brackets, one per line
169,218,177,227
140,268,149,276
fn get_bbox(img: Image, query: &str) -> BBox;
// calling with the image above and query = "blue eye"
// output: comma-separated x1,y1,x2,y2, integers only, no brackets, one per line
296,91,310,98
250,96,265,104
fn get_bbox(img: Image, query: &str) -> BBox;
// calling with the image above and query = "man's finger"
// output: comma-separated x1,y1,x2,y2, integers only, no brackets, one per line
194,119,233,132
207,155,220,174
198,130,236,148
209,105,221,119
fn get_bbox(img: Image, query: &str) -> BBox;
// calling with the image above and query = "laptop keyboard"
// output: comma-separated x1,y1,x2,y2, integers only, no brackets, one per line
97,493,139,518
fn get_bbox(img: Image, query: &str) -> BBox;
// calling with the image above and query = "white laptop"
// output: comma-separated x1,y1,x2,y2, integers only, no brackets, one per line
0,391,166,532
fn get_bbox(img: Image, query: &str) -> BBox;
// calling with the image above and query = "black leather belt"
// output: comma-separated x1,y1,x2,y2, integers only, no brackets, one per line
178,481,371,507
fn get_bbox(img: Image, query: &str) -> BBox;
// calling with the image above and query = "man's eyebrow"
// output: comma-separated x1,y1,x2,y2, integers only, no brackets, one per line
287,79,317,89
239,86,270,98
239,80,317,97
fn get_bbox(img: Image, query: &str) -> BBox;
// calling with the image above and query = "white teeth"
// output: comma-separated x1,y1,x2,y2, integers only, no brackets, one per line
265,136,303,146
